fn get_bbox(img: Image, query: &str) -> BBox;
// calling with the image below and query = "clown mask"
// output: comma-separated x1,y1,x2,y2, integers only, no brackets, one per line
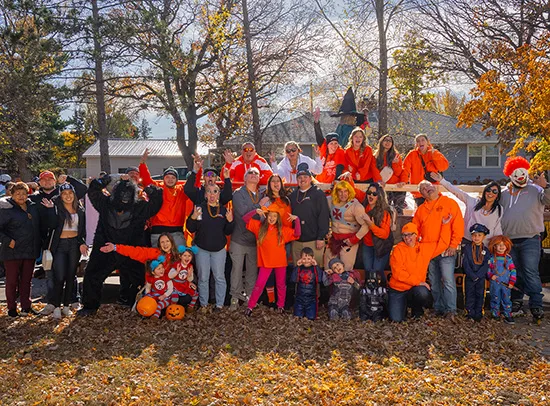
510,167,529,188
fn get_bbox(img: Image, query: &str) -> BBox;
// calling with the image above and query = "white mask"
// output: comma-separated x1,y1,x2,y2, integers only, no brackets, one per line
510,167,529,188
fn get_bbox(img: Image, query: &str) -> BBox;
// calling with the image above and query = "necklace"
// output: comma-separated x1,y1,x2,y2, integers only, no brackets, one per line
296,189,309,204
207,204,220,218
247,188,259,204
480,205,492,216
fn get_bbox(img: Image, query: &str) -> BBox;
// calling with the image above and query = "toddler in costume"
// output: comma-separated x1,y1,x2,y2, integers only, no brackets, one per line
168,245,199,311
463,223,491,322
487,235,516,324
325,257,361,320
145,256,179,318
359,271,387,322
290,247,326,320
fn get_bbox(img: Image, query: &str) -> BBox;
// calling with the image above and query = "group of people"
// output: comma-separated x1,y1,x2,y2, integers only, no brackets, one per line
0,126,548,324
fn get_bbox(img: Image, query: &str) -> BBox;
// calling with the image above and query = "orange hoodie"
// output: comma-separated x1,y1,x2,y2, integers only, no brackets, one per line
412,194,464,250
379,153,407,184
344,146,381,182
403,148,449,197
389,226,450,292
316,141,347,184
140,163,188,230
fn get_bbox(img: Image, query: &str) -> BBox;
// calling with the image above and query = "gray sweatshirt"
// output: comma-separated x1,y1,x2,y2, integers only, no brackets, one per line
231,186,261,246
501,183,550,239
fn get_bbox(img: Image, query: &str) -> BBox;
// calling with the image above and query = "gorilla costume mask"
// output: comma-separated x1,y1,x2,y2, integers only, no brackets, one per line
111,179,138,211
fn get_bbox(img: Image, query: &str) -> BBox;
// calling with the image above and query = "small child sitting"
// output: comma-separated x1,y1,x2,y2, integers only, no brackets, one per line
290,247,325,320
463,223,491,322
325,257,361,320
168,245,199,311
487,235,516,324
359,271,387,322
145,256,179,318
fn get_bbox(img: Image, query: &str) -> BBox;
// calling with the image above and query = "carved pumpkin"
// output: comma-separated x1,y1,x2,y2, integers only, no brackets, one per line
165,304,185,320
136,296,157,317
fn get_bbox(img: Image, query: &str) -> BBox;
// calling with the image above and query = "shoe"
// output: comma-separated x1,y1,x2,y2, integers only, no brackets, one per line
186,306,195,314
52,307,62,319
199,306,210,314
511,301,525,317
276,307,285,314
244,308,252,317
531,307,544,323
20,307,39,316
62,307,72,317
76,308,97,317
213,306,222,313
40,304,55,316
116,298,131,307
229,297,239,311
504,316,515,325
8,309,18,317
491,313,500,321
70,302,81,311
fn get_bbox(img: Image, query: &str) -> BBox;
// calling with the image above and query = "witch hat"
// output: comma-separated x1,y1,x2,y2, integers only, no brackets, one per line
331,87,361,117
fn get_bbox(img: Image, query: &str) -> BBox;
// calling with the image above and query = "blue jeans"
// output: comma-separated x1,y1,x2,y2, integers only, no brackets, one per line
387,286,431,322
509,236,543,309
196,247,227,307
361,244,389,285
489,280,512,318
428,254,457,314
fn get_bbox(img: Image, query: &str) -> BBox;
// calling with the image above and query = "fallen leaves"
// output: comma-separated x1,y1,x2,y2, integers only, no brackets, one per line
0,304,549,405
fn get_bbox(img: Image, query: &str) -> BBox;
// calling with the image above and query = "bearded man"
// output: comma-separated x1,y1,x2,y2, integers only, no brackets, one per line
501,157,550,322
78,174,162,316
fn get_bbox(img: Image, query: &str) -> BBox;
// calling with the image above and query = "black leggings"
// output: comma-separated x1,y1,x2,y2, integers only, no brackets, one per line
52,238,81,307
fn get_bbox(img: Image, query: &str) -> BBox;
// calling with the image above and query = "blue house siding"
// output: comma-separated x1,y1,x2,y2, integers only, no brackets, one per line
438,145,507,183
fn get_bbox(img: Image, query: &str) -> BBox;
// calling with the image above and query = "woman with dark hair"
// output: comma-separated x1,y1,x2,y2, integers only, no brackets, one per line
360,183,394,285
260,174,292,225
0,182,43,317
44,183,88,319
430,173,503,242
374,134,407,214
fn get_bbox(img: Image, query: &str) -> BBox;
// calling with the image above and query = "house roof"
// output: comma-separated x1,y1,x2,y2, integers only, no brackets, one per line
83,139,182,158
225,110,497,147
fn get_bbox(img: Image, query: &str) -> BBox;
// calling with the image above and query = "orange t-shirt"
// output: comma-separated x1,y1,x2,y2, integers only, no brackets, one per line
246,219,297,268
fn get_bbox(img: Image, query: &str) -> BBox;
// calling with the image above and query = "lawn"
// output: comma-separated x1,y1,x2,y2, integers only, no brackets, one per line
1,305,549,405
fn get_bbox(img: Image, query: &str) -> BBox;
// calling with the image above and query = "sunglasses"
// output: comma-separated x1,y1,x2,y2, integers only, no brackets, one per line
285,148,297,153
247,171,260,176
243,147,254,152
205,171,216,177
486,188,499,194
366,191,378,197
402,233,415,238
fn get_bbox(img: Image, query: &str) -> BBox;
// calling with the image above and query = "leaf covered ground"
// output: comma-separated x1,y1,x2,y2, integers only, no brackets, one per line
1,304,549,405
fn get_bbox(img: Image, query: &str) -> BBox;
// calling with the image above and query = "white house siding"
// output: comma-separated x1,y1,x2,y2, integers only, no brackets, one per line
85,156,187,178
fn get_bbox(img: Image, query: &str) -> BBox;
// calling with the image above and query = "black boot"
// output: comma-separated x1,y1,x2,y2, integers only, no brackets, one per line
531,307,544,324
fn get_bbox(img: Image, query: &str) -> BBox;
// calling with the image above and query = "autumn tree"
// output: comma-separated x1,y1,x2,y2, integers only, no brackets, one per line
52,110,95,168
0,0,67,180
458,34,550,172
428,90,466,119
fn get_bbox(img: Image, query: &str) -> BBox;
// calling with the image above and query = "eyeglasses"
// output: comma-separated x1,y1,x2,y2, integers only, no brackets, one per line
486,188,499,194
366,191,378,197
243,147,254,153
402,233,416,238
205,171,216,177
285,148,297,153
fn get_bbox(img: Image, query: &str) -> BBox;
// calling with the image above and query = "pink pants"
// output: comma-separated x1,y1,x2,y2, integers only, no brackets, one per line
4,259,35,311
248,266,287,310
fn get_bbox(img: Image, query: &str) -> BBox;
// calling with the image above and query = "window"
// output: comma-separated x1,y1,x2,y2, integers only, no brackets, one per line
467,144,500,168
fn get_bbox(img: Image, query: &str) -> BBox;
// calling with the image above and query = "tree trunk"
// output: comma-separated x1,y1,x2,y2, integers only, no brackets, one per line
183,104,199,169
376,0,388,138
14,148,31,181
242,0,262,153
92,0,110,173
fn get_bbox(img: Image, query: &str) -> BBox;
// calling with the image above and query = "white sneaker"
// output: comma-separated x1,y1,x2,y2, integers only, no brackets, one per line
52,307,62,319
40,304,55,316
62,307,72,317
70,302,80,311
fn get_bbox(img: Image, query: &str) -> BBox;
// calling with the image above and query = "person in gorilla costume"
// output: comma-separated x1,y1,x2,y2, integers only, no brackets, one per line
78,174,163,316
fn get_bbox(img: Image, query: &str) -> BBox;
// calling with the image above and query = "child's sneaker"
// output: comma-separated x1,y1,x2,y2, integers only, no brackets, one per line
504,316,515,325
52,307,62,319
511,301,525,317
40,304,55,316
62,307,72,317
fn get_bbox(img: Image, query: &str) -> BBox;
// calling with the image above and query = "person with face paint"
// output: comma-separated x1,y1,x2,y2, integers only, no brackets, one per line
185,154,233,206
221,142,273,186
500,156,550,322
139,148,189,247
401,134,449,207
78,174,163,316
